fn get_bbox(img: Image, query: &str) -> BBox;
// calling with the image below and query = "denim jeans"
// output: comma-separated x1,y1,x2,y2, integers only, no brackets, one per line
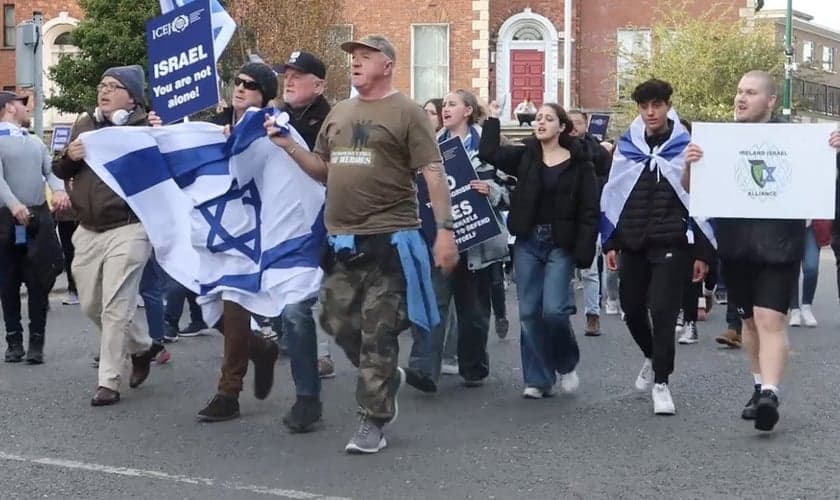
580,241,601,315
409,267,452,382
790,225,819,308
514,226,579,390
164,274,204,328
280,297,320,397
139,254,166,343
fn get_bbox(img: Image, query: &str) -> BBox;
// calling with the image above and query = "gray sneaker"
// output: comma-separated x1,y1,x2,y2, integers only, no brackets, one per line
345,417,387,454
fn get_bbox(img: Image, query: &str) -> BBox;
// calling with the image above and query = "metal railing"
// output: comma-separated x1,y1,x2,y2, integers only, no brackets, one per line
792,78,840,117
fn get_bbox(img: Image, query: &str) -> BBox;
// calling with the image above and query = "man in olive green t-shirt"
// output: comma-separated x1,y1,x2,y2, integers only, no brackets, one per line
266,34,458,454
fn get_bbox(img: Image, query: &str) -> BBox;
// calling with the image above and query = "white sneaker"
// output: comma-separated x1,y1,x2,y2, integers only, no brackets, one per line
675,310,685,334
800,305,818,327
523,387,543,399
560,371,579,393
652,383,676,415
440,361,459,376
788,308,801,327
605,300,620,316
678,321,699,344
62,292,79,305
635,359,654,391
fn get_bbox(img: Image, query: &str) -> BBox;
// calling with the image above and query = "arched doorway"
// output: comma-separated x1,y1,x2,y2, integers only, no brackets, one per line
42,12,80,129
495,9,559,122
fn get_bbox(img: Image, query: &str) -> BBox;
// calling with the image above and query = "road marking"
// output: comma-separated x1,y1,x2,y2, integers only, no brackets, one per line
0,451,351,500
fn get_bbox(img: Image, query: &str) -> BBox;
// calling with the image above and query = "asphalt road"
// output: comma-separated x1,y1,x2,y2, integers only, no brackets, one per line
2,253,840,499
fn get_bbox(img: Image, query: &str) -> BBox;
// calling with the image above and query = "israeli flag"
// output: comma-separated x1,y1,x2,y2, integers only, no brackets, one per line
78,109,326,326
600,109,716,248
159,0,236,62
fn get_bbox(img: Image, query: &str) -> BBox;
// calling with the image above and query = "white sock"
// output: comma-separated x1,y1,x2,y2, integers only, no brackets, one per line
753,373,762,386
761,384,779,395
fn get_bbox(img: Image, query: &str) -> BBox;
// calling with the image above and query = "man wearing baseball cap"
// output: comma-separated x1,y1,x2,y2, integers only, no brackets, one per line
0,91,68,365
266,34,458,454
281,51,330,149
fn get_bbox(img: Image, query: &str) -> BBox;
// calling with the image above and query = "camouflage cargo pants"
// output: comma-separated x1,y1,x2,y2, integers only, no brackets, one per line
319,243,408,421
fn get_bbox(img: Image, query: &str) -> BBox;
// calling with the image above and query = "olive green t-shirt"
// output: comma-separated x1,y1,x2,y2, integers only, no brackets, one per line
314,92,441,235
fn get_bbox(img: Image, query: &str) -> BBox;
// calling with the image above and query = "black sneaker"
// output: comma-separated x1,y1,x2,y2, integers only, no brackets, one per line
755,390,780,431
404,367,437,393
251,337,279,400
282,396,323,433
179,321,210,337
741,386,761,420
197,394,240,422
163,324,179,343
5,332,24,363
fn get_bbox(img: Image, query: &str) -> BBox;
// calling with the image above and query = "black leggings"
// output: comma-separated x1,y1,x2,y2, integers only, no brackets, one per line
56,220,78,294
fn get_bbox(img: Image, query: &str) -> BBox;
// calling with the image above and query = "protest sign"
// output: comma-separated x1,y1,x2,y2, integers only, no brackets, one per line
418,138,502,251
146,0,218,123
690,122,837,219
587,113,610,140
50,124,72,152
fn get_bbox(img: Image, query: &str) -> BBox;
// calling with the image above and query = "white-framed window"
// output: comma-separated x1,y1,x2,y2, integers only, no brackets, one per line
411,24,449,104
823,46,835,72
803,40,815,64
616,28,652,98
3,4,14,48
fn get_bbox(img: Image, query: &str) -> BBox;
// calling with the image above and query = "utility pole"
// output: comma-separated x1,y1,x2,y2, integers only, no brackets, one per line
32,11,44,138
782,0,793,118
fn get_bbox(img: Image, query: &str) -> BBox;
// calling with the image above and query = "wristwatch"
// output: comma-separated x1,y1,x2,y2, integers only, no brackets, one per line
436,219,455,231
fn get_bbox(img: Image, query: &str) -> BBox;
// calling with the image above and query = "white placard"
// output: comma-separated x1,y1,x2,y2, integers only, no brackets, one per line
689,122,838,219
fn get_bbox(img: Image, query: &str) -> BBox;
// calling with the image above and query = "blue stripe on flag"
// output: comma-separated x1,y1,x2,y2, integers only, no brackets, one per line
104,146,170,196
162,143,230,188
199,207,326,294
226,108,274,156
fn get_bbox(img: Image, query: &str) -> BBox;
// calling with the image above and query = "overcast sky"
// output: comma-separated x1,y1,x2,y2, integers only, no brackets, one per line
764,0,840,30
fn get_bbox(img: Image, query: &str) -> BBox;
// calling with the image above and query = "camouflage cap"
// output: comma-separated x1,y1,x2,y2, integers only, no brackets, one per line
340,34,396,62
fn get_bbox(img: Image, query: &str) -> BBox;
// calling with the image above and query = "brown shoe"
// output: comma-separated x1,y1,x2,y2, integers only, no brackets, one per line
129,349,154,388
715,328,742,348
91,386,120,406
584,314,601,337
318,355,336,379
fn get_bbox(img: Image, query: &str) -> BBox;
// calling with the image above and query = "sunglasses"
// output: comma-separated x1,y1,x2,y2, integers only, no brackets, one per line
234,77,261,91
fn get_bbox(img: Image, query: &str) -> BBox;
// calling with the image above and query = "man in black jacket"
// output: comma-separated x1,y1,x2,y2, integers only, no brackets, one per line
280,51,331,149
603,79,711,416
684,70,840,432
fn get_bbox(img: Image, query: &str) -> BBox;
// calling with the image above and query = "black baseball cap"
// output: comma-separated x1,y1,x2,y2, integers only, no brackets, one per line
282,51,326,79
0,91,28,107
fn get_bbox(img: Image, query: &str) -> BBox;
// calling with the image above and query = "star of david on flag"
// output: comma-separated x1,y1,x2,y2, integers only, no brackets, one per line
78,108,326,326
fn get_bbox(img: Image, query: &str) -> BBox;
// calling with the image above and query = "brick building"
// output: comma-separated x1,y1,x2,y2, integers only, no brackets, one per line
1,1,83,128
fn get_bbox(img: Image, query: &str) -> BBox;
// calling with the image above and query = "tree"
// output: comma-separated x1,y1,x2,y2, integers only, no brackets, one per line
47,0,160,113
226,0,347,102
615,1,784,125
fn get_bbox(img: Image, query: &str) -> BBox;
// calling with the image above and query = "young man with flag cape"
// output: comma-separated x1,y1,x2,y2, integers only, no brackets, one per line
600,79,714,416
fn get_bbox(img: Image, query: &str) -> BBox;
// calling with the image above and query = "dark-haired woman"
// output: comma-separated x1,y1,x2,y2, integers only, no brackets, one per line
479,101,599,399
424,98,444,133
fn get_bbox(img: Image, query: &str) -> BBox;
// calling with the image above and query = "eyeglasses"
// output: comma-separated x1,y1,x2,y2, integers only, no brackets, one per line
97,82,127,93
234,77,261,91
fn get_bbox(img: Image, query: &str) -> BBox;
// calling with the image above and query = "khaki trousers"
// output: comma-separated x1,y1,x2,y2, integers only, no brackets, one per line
72,223,152,391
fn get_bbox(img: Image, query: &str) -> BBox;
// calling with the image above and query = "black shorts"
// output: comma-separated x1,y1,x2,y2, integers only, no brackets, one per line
721,259,798,318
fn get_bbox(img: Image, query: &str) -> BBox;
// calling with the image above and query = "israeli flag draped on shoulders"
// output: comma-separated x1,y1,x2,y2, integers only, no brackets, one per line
599,109,716,249
0,122,28,136
78,108,326,326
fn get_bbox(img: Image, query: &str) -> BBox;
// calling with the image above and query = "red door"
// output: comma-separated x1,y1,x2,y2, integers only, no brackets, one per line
510,50,545,118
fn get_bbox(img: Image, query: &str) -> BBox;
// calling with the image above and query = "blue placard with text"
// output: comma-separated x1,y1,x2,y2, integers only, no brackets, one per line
146,0,218,123
418,137,502,252
50,124,72,152
587,113,611,140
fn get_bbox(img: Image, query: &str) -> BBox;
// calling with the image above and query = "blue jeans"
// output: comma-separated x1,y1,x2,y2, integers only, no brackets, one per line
164,275,204,328
280,297,320,397
409,266,452,382
580,241,601,315
514,226,579,390
139,255,166,343
790,225,820,308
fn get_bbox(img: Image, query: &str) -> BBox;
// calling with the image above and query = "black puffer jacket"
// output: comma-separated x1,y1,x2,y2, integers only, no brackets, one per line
579,133,612,192
478,117,599,269
605,124,692,252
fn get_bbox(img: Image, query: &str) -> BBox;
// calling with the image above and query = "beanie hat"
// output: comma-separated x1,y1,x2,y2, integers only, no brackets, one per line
239,62,278,107
102,65,146,106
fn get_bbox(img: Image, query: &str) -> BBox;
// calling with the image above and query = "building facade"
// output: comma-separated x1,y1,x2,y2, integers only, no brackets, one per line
1,2,82,128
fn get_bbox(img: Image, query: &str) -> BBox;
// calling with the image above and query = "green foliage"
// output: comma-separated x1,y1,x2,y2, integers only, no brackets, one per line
47,0,160,113
615,2,784,126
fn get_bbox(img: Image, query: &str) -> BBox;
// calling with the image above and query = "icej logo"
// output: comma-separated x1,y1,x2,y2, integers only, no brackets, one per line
734,143,792,200
152,9,203,39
